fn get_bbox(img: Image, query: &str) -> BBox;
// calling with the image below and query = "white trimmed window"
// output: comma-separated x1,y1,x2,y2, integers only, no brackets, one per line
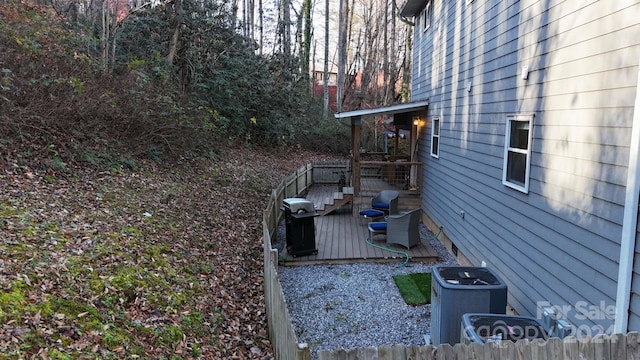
502,114,534,193
430,117,440,158
421,1,432,31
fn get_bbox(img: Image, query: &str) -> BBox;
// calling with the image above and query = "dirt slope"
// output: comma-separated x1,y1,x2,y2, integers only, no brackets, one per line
0,149,341,359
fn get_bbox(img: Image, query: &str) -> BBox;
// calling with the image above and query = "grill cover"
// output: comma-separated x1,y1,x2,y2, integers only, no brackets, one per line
282,198,316,213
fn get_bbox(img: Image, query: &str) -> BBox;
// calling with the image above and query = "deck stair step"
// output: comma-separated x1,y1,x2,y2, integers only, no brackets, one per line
317,187,354,216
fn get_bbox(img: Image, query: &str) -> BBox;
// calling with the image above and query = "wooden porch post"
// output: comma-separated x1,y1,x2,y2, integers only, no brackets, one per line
351,116,361,195
394,127,399,155
410,119,419,189
410,120,418,163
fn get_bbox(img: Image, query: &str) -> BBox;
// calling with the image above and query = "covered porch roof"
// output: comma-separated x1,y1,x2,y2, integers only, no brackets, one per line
334,99,429,131
334,100,429,195
334,100,429,123
398,0,427,18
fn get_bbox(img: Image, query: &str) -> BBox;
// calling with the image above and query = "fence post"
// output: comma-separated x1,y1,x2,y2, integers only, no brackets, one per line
593,333,611,359
611,333,626,360
270,248,278,272
296,343,311,360
433,343,454,360
546,338,562,359
626,332,640,358
562,336,580,360
577,335,594,360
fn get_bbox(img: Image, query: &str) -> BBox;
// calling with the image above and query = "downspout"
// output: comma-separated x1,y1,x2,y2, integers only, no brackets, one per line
614,62,640,334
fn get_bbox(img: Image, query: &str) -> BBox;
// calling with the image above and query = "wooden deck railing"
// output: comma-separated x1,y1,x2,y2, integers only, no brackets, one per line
262,163,640,360
281,160,424,196
359,160,422,195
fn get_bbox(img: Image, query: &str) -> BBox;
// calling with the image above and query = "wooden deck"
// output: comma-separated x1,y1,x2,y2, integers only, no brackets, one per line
280,184,440,265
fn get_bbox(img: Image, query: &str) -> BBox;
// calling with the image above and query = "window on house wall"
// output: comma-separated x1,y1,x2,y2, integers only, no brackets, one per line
502,114,534,193
422,1,432,31
431,117,440,158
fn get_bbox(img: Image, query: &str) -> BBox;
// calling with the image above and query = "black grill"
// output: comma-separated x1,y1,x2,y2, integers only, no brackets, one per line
281,198,318,257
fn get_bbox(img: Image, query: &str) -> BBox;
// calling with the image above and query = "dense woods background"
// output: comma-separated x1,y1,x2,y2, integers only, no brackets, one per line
0,0,411,168
0,0,338,168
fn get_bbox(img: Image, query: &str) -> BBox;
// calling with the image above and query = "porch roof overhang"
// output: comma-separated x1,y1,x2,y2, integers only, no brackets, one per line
399,0,427,18
334,100,429,120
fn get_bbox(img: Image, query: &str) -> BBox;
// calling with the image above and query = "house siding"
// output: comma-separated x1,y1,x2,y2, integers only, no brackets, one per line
414,0,640,333
629,218,640,330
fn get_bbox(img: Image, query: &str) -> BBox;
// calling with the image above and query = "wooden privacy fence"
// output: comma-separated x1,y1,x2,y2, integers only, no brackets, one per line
317,333,640,359
263,163,314,360
312,161,350,185
283,163,314,201
263,224,310,360
262,163,640,360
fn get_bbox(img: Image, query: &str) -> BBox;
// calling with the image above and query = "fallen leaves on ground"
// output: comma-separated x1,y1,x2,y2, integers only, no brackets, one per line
0,148,342,359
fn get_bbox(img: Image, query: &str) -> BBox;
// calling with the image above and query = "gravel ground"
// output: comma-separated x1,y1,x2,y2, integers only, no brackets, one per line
277,224,459,359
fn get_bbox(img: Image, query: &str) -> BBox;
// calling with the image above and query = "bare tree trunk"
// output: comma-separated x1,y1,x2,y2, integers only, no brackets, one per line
275,0,291,56
322,0,329,118
358,0,375,107
244,0,254,39
402,26,412,101
294,6,303,61
258,0,263,54
282,0,291,57
243,0,247,37
101,0,108,73
273,0,281,54
312,39,317,91
382,0,390,104
231,0,239,26
388,0,398,103
166,0,183,67
167,24,180,66
110,28,117,71
108,0,121,72
249,0,255,40
301,0,311,88
337,0,349,113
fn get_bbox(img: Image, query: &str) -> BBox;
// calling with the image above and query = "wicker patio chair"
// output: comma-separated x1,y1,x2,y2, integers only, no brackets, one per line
371,190,399,215
367,208,421,249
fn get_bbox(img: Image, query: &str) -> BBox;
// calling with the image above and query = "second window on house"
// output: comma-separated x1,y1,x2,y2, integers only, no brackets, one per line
503,114,534,193
431,117,440,158
422,1,432,31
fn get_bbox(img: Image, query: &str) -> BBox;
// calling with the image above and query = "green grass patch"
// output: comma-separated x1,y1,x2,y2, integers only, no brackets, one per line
392,272,432,306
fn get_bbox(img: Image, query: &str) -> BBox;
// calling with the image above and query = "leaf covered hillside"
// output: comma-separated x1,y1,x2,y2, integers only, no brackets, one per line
0,149,338,359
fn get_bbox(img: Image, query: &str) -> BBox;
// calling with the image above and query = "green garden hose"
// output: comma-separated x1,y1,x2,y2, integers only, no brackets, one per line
364,225,443,267
421,226,443,241
365,236,410,267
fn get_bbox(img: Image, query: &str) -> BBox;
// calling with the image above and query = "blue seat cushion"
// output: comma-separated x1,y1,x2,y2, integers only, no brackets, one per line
359,209,385,218
372,202,390,209
369,222,387,231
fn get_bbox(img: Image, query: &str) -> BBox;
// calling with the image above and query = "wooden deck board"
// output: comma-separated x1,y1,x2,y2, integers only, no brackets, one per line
281,185,439,265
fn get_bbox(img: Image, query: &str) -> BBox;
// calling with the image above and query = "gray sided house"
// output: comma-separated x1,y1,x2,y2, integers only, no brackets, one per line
399,0,640,336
